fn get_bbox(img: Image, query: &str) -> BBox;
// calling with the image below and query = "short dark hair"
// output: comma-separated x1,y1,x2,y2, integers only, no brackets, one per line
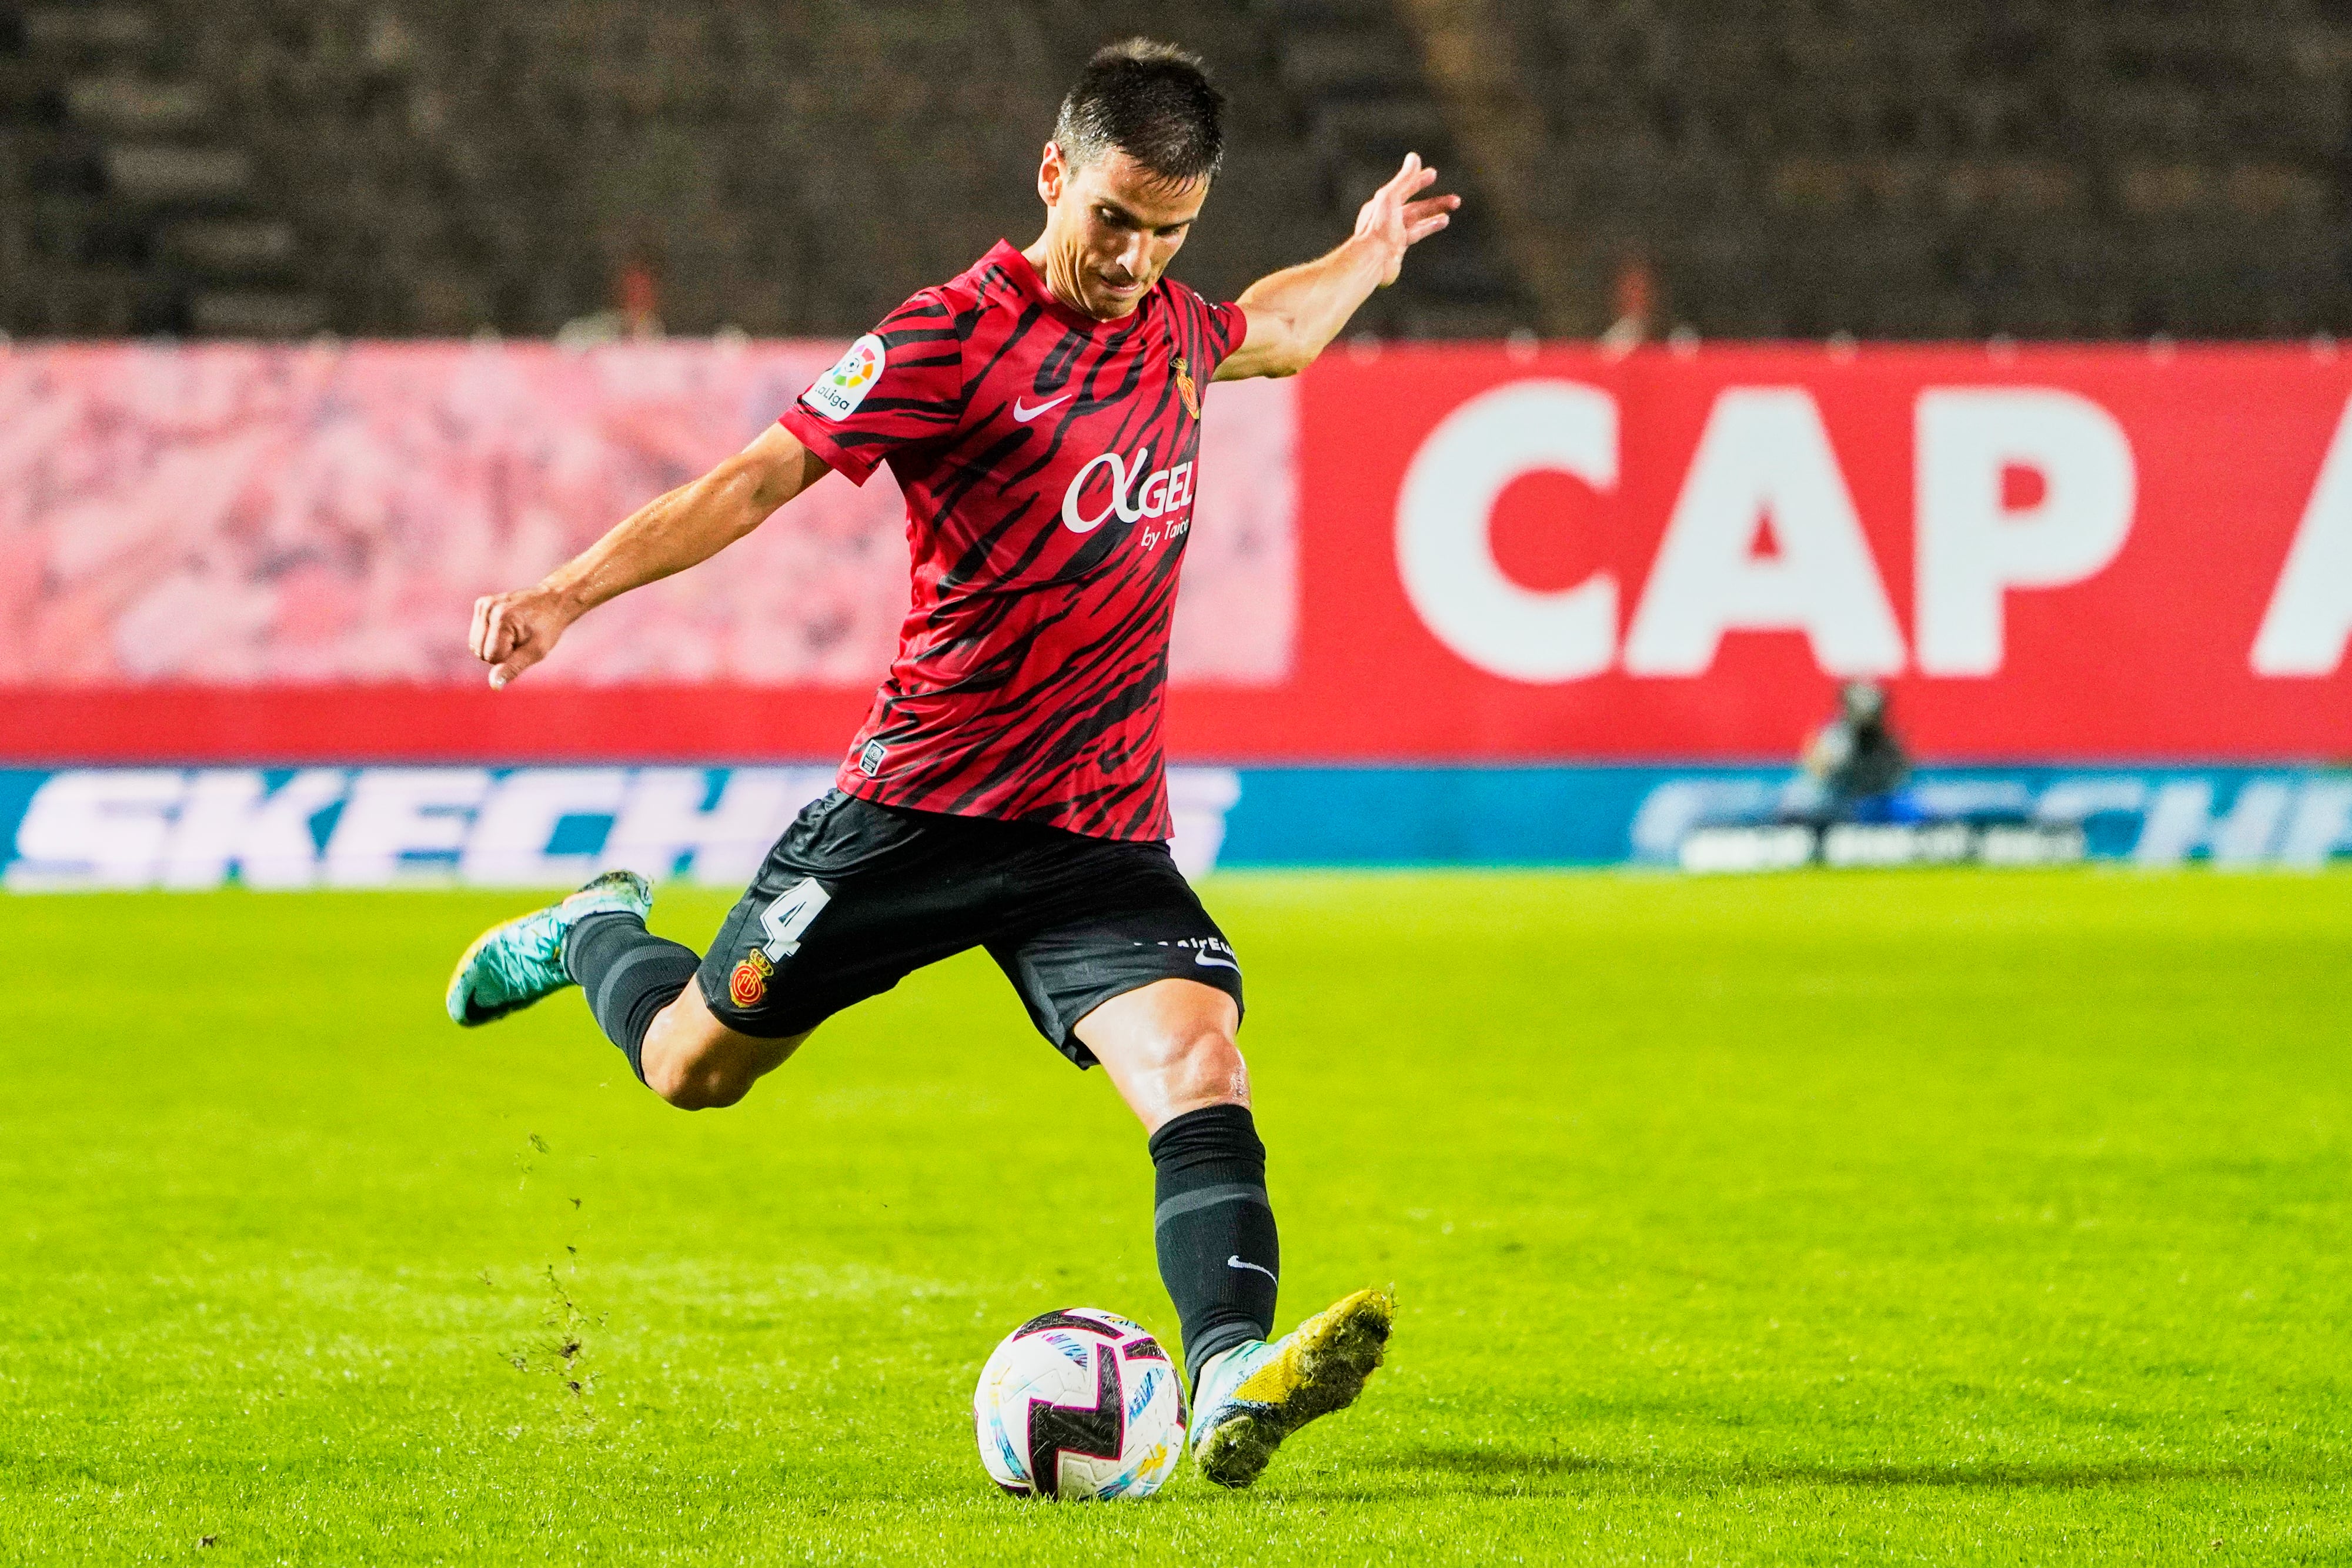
1053,39,1225,183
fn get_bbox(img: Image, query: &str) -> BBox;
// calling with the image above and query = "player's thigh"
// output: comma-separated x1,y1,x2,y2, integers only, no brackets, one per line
694,788,992,1040
988,838,1245,1080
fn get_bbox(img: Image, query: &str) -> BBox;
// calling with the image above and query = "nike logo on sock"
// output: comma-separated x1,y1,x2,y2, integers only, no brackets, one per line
1012,393,1073,422
1227,1255,1277,1283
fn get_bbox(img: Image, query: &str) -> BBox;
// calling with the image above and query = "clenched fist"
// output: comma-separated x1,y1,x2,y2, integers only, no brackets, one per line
469,585,575,689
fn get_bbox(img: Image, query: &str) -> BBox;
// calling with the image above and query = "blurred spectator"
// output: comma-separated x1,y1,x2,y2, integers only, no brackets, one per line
1785,680,1920,824
1599,255,1655,356
557,259,665,347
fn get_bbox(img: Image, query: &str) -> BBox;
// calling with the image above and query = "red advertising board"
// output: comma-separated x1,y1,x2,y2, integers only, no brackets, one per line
1178,343,2352,761
4,342,2347,763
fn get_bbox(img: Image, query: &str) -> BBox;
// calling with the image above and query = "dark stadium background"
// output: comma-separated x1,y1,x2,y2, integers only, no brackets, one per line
11,0,2347,342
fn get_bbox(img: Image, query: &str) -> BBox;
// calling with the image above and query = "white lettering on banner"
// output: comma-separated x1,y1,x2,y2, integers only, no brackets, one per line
1167,767,1242,880
162,769,346,890
1622,389,1906,676
1626,779,1779,861
2211,780,2300,865
1062,450,1192,535
1631,771,2352,869
1914,389,2136,676
2279,781,2352,868
5,770,185,890
0,766,1247,890
599,768,833,885
460,768,630,887
2253,396,2352,676
323,769,493,886
2031,777,2149,825
2132,777,2306,866
1396,380,1619,681
2132,781,2217,865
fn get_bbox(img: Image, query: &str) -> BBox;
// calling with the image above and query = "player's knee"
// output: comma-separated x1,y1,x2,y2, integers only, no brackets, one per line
640,1025,754,1111
646,1048,754,1111
1165,1023,1249,1108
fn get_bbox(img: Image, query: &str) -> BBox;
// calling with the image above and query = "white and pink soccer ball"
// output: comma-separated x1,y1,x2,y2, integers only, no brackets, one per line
974,1308,1187,1500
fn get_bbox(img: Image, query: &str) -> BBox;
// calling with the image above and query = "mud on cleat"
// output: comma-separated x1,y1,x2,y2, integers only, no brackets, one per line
1190,1285,1394,1489
444,870,653,1027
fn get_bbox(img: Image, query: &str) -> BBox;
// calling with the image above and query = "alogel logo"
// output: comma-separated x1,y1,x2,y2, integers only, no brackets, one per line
1061,447,1195,534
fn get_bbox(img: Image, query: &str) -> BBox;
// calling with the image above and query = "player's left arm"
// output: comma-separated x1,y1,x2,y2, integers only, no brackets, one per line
1213,153,1460,382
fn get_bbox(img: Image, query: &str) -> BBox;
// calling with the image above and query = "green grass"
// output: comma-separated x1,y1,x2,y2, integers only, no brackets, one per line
3,869,2348,1563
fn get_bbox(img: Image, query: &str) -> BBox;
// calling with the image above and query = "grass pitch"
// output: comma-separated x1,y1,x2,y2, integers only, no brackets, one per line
4,869,2348,1563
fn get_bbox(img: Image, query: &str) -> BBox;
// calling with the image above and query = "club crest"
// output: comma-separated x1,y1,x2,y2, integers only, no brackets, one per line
729,949,774,1008
1173,355,1199,420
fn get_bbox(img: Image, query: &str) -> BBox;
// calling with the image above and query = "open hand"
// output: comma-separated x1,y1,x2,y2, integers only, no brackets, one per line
469,585,573,688
1354,153,1461,286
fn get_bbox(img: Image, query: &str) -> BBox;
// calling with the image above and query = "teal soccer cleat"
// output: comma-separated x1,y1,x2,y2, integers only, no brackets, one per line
444,870,653,1027
1190,1286,1394,1489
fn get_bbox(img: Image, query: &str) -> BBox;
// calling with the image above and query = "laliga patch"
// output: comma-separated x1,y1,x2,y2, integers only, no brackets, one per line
801,333,886,421
729,949,774,1008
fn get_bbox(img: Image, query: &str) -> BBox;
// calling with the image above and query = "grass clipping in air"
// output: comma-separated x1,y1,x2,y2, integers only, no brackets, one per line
2,869,2347,1562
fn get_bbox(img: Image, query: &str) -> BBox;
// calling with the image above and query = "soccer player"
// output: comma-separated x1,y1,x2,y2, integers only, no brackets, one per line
447,39,1458,1489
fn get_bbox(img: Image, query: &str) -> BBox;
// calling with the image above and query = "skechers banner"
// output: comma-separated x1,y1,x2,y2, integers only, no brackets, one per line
1,766,2342,890
3,340,2344,764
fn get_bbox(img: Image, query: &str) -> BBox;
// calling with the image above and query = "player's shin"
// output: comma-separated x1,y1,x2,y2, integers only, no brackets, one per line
1148,1103,1279,1389
564,912,701,1084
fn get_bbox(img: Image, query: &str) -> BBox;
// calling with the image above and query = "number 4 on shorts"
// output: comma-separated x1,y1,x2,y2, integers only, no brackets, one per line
759,877,831,961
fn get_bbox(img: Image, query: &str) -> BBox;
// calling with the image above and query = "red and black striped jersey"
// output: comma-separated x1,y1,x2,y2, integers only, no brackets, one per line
779,241,1245,842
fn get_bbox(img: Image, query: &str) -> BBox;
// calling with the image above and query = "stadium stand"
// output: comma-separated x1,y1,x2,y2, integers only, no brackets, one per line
1482,0,2352,338
0,0,1529,338
6,1,2344,340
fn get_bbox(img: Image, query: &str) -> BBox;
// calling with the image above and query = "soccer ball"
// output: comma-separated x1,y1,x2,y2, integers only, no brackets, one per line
973,1308,1187,1500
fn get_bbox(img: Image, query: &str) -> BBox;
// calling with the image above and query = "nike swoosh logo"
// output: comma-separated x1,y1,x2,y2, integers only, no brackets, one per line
1011,393,1073,423
1227,1255,1277,1283
1194,953,1240,972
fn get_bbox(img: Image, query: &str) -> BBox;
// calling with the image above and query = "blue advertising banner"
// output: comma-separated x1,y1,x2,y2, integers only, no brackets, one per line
0,764,2343,891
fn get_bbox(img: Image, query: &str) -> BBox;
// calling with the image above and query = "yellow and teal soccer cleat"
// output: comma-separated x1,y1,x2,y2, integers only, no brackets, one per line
1189,1285,1394,1489
444,870,652,1027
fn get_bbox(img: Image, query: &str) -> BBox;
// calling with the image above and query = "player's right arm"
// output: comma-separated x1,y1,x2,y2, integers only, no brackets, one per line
469,423,830,688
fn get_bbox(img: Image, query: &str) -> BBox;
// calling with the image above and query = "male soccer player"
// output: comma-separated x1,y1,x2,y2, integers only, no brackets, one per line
447,39,1457,1488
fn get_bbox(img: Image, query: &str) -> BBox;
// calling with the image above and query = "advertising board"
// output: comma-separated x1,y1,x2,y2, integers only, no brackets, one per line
3,344,2343,855
2,764,2339,889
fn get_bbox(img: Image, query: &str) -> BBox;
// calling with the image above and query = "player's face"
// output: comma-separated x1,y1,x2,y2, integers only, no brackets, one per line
1037,144,1207,320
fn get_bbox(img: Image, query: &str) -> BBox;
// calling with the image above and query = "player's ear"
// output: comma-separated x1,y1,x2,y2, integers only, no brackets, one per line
1038,142,1066,209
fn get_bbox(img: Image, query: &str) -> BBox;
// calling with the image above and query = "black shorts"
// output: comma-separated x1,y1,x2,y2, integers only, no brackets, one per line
695,790,1243,1066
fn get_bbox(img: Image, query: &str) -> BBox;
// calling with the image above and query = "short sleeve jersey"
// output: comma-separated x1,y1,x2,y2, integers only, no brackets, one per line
779,240,1245,842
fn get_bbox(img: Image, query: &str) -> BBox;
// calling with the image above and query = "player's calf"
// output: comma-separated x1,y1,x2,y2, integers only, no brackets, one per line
1147,1102,1281,1385
561,894,701,1085
447,872,799,1111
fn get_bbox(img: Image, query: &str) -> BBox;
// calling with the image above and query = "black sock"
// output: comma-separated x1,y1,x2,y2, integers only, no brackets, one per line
1149,1103,1279,1389
563,912,700,1084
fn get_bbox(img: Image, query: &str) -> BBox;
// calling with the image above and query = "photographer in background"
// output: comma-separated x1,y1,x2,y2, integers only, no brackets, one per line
1783,680,1920,825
